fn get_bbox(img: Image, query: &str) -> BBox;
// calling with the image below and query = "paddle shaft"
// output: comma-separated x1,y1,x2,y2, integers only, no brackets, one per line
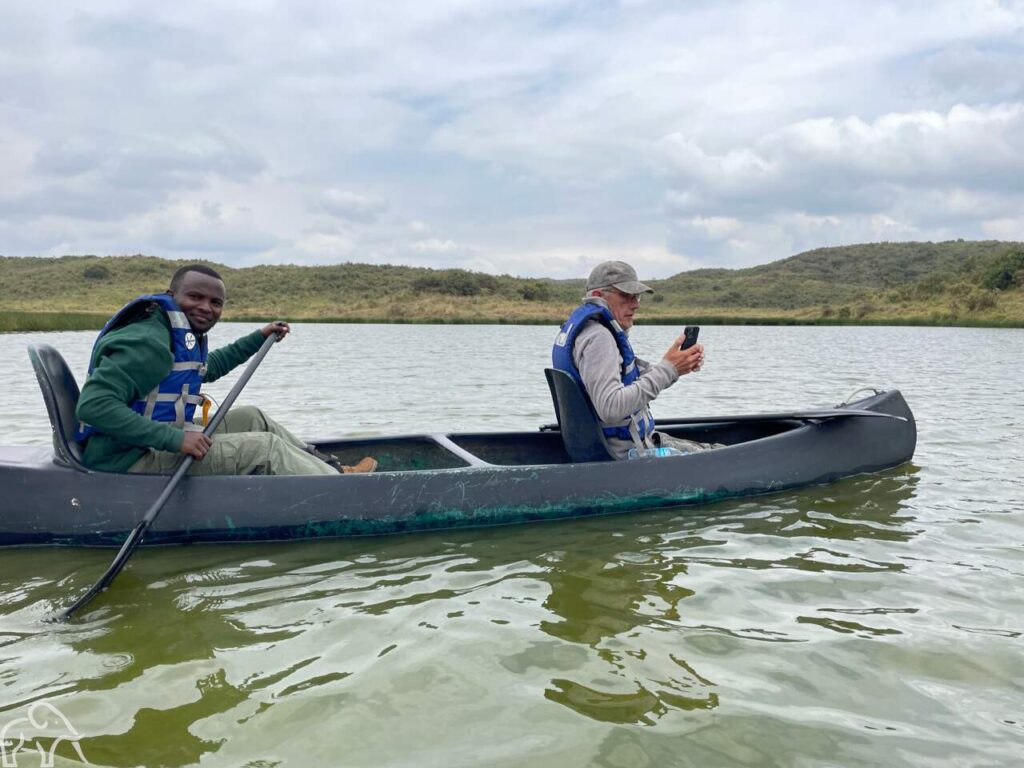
539,408,906,432
56,332,280,621
649,409,907,426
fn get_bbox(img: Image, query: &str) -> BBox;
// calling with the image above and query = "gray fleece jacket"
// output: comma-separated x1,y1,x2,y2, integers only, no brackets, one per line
571,297,680,459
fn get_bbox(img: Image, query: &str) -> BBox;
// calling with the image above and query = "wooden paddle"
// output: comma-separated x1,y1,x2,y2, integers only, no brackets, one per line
54,331,281,621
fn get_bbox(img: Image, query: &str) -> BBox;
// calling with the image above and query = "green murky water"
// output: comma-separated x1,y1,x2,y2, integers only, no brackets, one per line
2,324,1022,766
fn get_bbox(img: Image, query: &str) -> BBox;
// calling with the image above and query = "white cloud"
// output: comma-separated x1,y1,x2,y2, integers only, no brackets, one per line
661,103,1024,264
1,1,1023,273
664,103,1024,204
320,190,387,223
684,216,745,241
141,199,279,256
981,216,1024,240
412,238,462,254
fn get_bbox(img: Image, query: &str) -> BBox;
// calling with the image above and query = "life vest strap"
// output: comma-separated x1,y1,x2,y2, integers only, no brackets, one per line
171,361,206,373
141,388,204,426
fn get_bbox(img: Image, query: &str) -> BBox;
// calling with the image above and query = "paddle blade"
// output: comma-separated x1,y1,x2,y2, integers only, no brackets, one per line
49,522,147,621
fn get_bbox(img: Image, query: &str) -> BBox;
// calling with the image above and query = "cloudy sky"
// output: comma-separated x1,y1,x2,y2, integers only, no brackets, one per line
2,1,1023,278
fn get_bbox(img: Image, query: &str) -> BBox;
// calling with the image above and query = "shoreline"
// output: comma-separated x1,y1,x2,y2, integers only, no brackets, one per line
4,309,1022,333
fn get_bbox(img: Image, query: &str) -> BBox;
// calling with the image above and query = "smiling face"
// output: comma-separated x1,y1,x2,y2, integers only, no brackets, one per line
597,287,642,330
169,270,226,334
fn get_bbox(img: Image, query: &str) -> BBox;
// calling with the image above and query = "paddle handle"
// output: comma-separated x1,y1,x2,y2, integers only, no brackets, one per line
55,331,280,621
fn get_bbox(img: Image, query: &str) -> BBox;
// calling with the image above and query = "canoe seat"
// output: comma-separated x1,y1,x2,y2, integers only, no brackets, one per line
27,343,88,471
544,368,613,462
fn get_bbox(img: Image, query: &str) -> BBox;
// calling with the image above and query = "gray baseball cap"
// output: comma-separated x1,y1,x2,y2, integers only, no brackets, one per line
585,260,654,295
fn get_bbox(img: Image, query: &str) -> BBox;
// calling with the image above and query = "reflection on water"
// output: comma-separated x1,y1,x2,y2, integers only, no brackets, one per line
537,539,709,725
532,467,920,725
1,325,1023,766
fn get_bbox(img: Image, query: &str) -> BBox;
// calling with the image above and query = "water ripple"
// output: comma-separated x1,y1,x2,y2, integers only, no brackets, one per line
1,325,1023,766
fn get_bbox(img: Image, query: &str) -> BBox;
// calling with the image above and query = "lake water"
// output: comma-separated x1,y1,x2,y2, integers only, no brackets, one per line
1,323,1022,767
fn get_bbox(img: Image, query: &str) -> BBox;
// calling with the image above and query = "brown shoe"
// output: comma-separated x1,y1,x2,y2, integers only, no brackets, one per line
341,456,378,474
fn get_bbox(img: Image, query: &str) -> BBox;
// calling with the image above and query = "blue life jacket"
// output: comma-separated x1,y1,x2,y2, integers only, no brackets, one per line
75,294,208,442
552,302,655,443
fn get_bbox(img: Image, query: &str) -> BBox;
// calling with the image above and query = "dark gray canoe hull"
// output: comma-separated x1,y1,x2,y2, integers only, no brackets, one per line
0,390,916,547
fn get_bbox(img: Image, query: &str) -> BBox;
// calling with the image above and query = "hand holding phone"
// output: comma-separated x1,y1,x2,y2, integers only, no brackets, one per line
680,325,700,350
664,326,704,375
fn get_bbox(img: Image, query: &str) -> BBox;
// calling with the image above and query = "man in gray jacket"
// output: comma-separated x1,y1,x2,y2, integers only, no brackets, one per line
552,260,715,459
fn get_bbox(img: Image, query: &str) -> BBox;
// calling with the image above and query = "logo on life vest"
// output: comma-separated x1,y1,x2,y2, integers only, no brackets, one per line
184,332,197,350
554,322,573,348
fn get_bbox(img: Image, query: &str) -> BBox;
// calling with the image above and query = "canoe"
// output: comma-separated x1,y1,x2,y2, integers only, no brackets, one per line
0,345,917,547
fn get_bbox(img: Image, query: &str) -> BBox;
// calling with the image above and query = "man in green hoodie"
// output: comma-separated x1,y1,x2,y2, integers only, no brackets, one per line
75,264,376,476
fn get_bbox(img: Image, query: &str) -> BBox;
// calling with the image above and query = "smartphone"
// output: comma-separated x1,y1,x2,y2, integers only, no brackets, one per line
680,325,700,350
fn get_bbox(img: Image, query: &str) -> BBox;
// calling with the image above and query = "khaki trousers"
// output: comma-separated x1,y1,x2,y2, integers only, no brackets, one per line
129,406,336,476
652,431,724,453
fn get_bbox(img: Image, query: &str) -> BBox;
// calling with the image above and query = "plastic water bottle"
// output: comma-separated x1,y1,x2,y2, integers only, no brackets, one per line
627,445,686,459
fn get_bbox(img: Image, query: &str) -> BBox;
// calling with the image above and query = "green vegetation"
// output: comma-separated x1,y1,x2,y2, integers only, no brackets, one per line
980,250,1024,291
0,310,110,332
2,240,1023,331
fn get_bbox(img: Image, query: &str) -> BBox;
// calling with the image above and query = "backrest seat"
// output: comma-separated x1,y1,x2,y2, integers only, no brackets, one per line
544,367,613,463
27,344,89,471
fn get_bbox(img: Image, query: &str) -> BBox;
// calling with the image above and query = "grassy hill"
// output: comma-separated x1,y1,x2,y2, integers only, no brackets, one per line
2,240,1023,331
